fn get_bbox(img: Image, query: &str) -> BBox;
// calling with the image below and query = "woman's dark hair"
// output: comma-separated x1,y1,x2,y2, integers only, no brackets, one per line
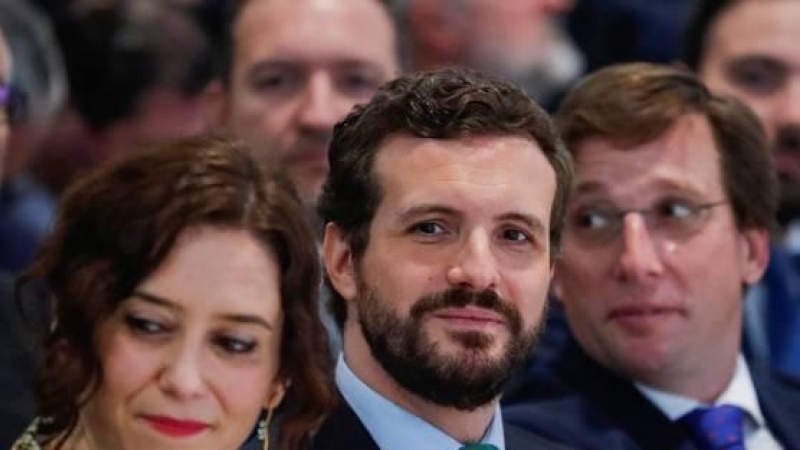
21,134,335,450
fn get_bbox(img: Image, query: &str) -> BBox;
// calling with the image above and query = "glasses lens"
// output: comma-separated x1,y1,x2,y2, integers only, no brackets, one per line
0,83,9,109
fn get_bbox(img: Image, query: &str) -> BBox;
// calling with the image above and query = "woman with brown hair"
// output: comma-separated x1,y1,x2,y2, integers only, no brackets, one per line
11,135,336,450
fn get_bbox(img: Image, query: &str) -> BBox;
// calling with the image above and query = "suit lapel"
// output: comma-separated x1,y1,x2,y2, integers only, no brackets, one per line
751,364,800,450
313,400,380,450
555,338,699,450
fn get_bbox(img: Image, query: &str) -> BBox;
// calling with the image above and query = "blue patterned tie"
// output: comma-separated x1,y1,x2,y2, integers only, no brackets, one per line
679,404,746,450
459,445,498,450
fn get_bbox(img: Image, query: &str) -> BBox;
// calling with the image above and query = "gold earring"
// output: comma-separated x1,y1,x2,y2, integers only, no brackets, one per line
257,407,274,450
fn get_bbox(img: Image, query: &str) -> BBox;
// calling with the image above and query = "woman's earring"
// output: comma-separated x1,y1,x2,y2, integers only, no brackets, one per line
258,407,275,450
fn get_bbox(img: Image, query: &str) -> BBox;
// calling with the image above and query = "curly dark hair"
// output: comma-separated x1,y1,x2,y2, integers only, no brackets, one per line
317,67,573,329
21,134,336,450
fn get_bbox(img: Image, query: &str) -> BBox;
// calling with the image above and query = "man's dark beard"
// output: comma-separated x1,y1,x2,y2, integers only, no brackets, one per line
356,279,542,411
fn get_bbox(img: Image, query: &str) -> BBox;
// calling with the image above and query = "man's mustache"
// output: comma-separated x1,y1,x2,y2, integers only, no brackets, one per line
409,287,523,334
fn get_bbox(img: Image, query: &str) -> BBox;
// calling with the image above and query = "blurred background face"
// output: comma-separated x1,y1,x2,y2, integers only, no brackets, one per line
80,227,284,450
699,0,800,223
555,115,766,387
0,31,11,179
465,0,573,75
223,0,399,204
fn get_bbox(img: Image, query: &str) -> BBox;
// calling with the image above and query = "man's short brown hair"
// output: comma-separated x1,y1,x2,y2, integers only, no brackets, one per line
556,62,777,233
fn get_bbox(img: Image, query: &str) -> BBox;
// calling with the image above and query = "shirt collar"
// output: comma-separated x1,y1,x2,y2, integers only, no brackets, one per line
335,354,505,450
636,355,766,429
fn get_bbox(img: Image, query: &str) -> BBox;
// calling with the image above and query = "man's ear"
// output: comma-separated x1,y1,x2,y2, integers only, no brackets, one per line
202,79,230,129
322,223,358,302
551,261,565,301
739,228,770,285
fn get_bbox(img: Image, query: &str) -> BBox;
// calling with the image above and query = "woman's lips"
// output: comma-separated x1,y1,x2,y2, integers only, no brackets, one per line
141,414,209,437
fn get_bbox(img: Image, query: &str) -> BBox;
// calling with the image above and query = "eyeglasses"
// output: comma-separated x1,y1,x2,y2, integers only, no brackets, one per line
0,82,12,123
566,197,728,246
0,82,24,124
0,82,9,109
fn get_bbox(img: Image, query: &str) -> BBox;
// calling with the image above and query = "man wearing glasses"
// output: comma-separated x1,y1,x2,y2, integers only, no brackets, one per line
503,63,800,450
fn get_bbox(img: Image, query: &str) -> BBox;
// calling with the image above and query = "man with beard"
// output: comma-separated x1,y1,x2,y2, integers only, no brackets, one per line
685,0,800,376
504,63,800,450
315,68,574,450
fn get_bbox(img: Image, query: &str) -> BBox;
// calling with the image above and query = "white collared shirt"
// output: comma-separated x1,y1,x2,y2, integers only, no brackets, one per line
335,354,505,450
636,355,783,450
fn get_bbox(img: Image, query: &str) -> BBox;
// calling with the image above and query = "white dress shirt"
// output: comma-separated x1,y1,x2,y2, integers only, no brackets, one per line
636,355,782,450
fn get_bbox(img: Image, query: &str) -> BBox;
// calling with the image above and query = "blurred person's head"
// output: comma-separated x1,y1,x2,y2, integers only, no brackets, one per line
21,135,335,450
400,0,580,102
554,63,774,401
0,27,12,179
214,0,400,204
686,0,800,225
0,0,67,179
32,0,215,192
320,68,573,413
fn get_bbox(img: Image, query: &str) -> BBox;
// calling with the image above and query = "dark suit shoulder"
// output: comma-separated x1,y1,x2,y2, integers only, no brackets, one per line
503,331,698,450
504,422,576,450
751,364,800,450
312,401,379,450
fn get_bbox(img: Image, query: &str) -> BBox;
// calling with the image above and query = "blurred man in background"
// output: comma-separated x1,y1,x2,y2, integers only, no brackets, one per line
0,0,65,273
1,0,215,272
395,0,581,107
686,0,800,376
213,0,400,205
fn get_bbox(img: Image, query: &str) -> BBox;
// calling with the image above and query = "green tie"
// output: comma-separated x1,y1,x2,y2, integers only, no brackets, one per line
459,445,499,450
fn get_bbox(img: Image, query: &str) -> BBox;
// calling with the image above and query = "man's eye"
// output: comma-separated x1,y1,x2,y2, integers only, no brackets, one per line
214,336,257,355
338,71,381,97
124,314,167,336
251,71,299,94
411,221,446,235
574,210,613,230
655,199,695,220
501,228,529,242
727,57,788,96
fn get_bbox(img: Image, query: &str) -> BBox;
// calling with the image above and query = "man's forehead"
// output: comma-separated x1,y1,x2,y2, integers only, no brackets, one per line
234,0,396,63
572,116,723,200
707,0,800,60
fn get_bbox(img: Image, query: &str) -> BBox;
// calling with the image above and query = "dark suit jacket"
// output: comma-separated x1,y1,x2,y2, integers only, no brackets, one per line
312,395,574,450
502,333,800,450
0,273,43,448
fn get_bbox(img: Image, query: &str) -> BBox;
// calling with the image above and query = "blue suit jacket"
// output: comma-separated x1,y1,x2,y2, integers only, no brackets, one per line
746,246,800,377
502,334,800,450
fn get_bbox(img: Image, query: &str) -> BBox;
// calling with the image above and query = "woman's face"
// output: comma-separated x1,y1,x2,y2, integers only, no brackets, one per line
79,226,286,450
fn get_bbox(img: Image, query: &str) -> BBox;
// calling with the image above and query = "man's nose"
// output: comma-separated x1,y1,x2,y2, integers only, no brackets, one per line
446,230,501,292
614,213,665,282
297,74,350,131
